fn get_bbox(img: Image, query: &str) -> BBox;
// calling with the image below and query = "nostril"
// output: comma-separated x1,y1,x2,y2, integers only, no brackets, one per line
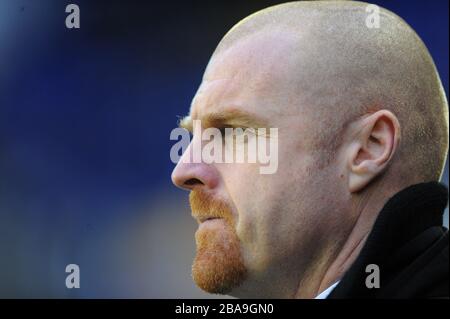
185,178,203,186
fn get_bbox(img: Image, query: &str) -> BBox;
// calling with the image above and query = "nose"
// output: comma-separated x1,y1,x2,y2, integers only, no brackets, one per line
171,144,220,191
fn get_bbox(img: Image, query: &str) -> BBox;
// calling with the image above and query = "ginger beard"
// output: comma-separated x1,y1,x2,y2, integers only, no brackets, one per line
189,190,247,294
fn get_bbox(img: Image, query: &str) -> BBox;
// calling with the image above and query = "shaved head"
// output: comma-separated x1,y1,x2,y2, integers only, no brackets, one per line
205,0,448,184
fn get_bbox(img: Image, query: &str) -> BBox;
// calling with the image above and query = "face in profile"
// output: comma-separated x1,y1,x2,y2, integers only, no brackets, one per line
171,29,353,298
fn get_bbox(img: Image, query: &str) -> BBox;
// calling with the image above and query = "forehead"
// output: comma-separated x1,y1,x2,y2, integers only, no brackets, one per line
190,30,299,120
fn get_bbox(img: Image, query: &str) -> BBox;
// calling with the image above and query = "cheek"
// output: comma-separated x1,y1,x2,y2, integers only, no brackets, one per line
216,141,338,268
217,163,273,264
235,173,302,268
221,165,261,243
244,151,333,255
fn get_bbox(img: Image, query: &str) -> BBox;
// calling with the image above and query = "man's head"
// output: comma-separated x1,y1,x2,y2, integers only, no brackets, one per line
171,1,448,298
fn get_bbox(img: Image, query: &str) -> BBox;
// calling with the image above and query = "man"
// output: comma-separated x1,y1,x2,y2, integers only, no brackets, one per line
171,1,449,298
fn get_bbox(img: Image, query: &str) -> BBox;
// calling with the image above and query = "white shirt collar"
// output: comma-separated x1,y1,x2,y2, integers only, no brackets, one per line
315,281,340,299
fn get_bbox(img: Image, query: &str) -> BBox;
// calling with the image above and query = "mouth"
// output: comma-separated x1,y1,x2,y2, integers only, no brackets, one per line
197,216,221,224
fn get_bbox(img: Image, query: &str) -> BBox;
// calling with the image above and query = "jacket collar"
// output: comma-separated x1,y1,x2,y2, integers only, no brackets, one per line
328,181,448,298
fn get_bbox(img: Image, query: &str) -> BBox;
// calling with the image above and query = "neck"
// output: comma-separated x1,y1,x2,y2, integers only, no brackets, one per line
297,184,388,298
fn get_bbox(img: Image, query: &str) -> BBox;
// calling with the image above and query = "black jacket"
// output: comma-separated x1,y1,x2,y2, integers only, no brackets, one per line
328,182,449,299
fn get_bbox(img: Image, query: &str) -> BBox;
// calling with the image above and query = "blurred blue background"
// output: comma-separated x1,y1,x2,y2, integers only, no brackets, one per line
0,0,448,298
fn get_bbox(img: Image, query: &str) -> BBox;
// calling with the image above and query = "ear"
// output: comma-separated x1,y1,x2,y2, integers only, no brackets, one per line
347,110,400,193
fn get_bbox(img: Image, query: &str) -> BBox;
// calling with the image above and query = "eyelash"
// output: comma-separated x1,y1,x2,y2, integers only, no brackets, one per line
190,126,261,141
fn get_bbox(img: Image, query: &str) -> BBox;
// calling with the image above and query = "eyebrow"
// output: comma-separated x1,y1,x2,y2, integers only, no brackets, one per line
178,109,270,132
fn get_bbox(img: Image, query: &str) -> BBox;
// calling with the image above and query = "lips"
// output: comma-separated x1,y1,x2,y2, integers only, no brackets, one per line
198,216,221,223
